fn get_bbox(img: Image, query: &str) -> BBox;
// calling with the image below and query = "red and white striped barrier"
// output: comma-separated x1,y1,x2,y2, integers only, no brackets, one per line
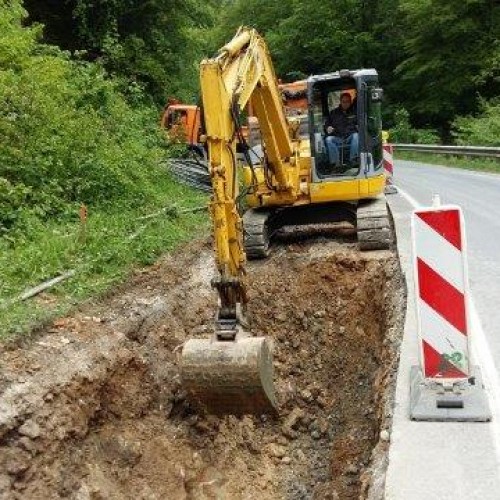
409,197,490,421
412,203,470,379
383,144,397,194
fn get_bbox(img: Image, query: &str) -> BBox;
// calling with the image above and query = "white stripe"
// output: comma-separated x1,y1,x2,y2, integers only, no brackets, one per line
418,298,468,371
383,150,393,163
395,185,420,208
413,215,465,293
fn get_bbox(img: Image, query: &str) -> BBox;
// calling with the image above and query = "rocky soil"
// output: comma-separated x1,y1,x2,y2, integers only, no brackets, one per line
0,233,405,499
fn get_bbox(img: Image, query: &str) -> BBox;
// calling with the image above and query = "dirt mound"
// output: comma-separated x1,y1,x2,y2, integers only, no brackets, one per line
0,237,404,499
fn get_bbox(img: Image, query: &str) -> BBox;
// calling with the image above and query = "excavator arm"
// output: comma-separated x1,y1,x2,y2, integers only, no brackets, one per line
181,27,300,415
200,28,298,338
200,27,300,337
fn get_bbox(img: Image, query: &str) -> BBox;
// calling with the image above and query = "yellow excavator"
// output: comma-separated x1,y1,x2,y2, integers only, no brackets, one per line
181,27,392,415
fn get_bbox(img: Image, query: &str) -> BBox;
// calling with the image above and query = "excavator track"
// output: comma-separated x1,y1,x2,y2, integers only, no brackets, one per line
357,196,393,251
243,208,275,259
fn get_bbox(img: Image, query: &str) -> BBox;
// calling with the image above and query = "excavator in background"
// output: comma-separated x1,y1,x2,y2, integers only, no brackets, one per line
181,27,392,415
160,99,206,158
161,81,310,158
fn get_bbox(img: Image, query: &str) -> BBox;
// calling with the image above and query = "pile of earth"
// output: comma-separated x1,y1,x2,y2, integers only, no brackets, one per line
0,235,404,499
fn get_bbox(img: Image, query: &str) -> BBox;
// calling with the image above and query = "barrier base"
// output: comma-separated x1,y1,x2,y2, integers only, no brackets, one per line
409,365,491,422
384,184,398,195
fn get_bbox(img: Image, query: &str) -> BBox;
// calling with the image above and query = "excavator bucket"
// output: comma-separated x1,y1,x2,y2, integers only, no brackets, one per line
181,336,277,415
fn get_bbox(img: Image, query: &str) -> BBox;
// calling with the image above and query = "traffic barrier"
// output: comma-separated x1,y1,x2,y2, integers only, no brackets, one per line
383,143,397,194
409,196,491,421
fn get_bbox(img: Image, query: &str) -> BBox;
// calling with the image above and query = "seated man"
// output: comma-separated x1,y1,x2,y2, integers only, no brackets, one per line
324,92,359,166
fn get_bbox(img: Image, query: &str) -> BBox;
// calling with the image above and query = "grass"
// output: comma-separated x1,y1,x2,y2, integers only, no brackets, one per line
0,176,209,339
396,151,500,174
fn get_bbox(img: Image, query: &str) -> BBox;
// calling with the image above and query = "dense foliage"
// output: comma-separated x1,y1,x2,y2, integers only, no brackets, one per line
21,0,499,134
0,1,210,336
213,0,499,137
0,1,167,235
24,0,218,103
454,99,500,146
396,0,499,126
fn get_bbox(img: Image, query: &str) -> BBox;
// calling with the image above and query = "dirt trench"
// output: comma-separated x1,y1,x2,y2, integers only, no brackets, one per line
0,234,405,500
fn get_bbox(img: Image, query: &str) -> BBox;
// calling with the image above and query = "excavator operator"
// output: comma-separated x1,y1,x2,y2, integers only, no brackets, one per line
324,92,359,166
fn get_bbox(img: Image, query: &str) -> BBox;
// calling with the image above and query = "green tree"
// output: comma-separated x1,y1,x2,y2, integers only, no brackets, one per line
395,0,500,130
24,0,220,104
453,99,500,146
211,0,406,129
0,1,167,233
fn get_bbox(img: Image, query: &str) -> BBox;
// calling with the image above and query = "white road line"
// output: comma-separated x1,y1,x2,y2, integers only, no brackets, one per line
395,183,500,463
395,185,422,209
470,300,500,462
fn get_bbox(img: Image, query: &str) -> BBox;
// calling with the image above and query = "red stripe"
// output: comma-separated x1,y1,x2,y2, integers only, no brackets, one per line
383,145,394,175
423,340,468,378
417,258,467,334
416,209,462,250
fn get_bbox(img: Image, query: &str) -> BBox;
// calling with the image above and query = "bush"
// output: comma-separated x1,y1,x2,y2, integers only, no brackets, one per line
0,1,168,236
388,108,440,144
453,99,500,146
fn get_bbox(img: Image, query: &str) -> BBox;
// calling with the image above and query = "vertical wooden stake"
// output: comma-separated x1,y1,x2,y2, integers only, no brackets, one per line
79,204,88,244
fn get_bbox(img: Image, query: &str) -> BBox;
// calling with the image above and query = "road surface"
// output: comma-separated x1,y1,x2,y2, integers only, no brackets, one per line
385,160,500,500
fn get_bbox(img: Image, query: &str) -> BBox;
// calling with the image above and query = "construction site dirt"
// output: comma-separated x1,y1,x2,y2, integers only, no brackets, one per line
0,232,405,499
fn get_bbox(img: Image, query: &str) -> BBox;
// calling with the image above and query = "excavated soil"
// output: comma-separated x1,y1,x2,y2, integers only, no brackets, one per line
0,234,405,499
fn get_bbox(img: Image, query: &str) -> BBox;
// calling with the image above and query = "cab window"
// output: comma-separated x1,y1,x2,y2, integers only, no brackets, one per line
167,109,188,128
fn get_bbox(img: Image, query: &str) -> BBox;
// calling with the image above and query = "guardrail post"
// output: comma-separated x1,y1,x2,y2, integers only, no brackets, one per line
409,199,491,421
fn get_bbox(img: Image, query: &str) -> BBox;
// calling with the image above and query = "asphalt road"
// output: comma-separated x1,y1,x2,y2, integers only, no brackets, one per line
394,160,500,362
385,159,500,500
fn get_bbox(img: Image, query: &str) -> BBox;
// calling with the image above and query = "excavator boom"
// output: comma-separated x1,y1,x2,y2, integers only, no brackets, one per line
180,28,298,414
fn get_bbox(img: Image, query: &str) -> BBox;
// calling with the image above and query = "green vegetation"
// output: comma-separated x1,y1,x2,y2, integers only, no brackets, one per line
388,109,440,144
212,0,499,136
23,0,219,103
454,99,500,147
394,0,499,130
0,2,208,337
0,182,207,337
1,0,498,336
396,151,500,174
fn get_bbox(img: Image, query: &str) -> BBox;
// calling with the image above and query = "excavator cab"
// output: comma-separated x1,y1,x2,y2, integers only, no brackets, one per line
308,69,384,181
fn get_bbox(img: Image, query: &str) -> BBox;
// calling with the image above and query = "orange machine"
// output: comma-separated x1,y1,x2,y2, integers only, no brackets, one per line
279,80,308,115
161,82,308,154
160,99,206,157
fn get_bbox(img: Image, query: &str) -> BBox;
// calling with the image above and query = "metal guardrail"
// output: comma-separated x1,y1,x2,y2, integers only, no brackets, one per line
393,144,500,159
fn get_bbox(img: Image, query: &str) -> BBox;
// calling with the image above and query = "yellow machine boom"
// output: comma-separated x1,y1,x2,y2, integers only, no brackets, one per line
182,28,295,414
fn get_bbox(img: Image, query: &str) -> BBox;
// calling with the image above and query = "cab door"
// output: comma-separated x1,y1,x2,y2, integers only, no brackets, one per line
361,81,384,175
